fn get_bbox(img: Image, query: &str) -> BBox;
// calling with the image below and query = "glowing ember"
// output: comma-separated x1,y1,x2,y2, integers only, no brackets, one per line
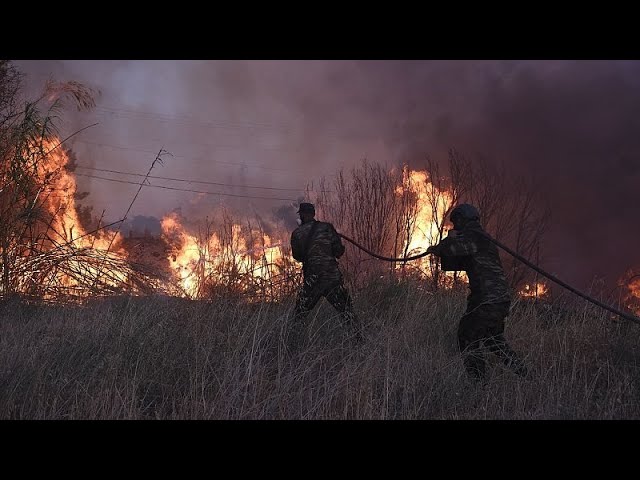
518,282,548,298
619,272,640,315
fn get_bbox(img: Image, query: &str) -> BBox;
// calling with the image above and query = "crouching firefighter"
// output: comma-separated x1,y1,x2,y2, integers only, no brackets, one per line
427,204,528,380
288,203,362,350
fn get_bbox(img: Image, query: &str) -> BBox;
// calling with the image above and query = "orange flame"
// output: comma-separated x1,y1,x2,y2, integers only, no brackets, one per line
39,139,125,252
395,168,454,248
629,277,640,299
10,145,562,304
161,212,292,299
518,282,549,298
8,138,130,299
619,272,640,315
393,168,555,299
161,213,203,297
393,167,467,285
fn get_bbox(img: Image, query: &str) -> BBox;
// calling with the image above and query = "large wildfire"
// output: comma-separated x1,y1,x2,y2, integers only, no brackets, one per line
0,135,569,305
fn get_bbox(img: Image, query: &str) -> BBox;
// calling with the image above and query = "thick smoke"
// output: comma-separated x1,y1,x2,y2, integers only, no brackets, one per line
13,60,640,289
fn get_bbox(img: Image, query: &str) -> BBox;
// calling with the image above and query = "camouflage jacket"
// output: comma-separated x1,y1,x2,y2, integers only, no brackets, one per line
431,220,511,307
291,220,345,280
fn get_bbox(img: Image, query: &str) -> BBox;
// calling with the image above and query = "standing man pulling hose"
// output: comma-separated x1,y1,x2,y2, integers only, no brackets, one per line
289,203,362,351
427,204,528,380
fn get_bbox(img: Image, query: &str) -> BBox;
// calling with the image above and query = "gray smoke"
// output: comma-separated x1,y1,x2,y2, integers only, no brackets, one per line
13,60,640,290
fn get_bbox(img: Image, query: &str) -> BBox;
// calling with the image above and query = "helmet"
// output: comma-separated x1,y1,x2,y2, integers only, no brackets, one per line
450,204,480,223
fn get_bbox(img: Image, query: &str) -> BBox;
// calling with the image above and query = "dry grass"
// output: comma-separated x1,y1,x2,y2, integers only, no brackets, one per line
1,281,638,420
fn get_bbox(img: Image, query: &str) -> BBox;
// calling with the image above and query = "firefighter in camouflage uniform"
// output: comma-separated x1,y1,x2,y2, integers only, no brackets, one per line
289,203,361,348
427,204,528,380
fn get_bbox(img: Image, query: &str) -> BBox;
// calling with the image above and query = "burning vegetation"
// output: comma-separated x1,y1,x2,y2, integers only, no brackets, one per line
0,136,183,302
0,62,631,311
518,282,549,299
2,130,561,306
618,270,640,316
159,210,297,300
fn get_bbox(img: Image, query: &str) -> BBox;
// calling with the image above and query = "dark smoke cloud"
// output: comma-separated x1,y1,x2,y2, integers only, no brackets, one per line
12,60,640,289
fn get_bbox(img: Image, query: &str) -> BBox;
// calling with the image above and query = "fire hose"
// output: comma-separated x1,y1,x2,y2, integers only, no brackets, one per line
338,232,640,325
337,233,431,262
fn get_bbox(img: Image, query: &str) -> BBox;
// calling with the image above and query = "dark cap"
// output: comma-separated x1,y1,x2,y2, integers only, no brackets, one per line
297,202,315,214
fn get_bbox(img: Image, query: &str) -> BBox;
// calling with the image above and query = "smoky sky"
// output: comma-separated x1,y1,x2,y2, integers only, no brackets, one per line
12,60,640,290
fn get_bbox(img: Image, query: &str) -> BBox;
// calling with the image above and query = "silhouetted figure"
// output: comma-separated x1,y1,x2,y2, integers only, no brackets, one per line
427,204,528,380
289,203,361,350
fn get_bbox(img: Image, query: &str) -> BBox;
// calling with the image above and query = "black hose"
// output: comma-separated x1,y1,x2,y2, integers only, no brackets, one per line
338,233,431,262
478,231,640,325
338,230,640,325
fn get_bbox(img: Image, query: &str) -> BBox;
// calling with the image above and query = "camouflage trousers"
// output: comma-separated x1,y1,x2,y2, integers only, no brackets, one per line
458,301,527,380
288,274,361,350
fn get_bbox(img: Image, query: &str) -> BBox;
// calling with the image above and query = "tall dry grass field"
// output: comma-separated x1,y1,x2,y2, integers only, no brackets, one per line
1,280,638,420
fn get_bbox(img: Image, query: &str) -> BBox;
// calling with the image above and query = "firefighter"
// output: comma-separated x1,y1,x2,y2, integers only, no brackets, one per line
289,203,361,349
427,204,528,380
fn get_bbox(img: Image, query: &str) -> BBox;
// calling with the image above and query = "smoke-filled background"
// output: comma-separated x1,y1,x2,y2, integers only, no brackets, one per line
12,60,640,291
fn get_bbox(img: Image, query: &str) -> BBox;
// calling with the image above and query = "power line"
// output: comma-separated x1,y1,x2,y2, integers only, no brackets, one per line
72,165,331,193
74,173,299,202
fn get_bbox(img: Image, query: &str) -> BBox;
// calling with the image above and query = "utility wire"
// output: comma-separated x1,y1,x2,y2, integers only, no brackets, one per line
75,173,298,202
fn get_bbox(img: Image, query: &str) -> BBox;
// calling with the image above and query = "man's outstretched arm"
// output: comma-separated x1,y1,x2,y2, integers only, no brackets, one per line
427,231,479,257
